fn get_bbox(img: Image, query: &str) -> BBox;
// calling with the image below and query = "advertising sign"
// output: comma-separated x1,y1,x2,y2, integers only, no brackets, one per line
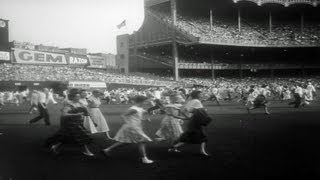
87,55,106,69
68,81,107,89
13,48,67,65
66,54,88,66
0,51,10,61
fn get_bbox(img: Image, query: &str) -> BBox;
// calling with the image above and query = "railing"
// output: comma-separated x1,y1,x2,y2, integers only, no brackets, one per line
178,63,320,70
135,53,174,67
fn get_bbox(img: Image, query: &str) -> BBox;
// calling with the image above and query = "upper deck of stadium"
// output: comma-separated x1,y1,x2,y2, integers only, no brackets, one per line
145,0,320,8
130,0,320,48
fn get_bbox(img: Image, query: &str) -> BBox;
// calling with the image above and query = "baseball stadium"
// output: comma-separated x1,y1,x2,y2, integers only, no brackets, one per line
0,0,320,179
117,0,320,79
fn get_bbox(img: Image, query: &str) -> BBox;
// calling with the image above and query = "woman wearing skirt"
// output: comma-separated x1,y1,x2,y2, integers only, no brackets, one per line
169,90,210,156
46,89,94,156
155,92,184,146
87,90,111,139
102,95,154,164
79,89,97,134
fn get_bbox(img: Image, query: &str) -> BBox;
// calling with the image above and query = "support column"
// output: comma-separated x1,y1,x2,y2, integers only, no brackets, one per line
131,33,138,74
173,41,179,81
301,12,304,34
238,8,241,32
269,11,272,33
239,54,243,79
133,48,137,73
171,0,179,81
239,64,243,79
211,52,215,81
210,9,213,31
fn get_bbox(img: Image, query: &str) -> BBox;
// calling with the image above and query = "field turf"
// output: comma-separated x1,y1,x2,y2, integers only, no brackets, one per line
0,100,320,180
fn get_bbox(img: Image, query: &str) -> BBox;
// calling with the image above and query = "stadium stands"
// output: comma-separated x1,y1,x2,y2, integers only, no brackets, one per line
150,8,320,46
0,63,181,87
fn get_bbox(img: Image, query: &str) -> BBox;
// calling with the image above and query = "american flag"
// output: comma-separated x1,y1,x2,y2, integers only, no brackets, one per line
117,20,126,29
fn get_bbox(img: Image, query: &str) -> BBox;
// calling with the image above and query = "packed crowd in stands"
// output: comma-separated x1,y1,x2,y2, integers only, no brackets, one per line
150,9,320,46
0,63,180,87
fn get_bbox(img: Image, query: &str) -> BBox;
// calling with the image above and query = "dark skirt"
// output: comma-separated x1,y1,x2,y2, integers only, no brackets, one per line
46,116,92,146
178,118,207,144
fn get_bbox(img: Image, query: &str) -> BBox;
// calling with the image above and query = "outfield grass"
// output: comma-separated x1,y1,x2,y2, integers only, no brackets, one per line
0,100,320,180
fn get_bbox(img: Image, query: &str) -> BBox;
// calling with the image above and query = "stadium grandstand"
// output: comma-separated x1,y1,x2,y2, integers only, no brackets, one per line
117,0,320,80
0,18,186,91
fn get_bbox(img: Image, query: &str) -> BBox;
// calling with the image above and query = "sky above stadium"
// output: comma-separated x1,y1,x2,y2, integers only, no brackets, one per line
0,0,144,54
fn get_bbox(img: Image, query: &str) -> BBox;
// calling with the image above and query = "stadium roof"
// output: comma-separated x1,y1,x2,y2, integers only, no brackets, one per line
145,0,169,7
233,0,320,7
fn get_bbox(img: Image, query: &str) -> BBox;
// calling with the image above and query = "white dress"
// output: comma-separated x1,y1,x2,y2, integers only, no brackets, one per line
114,106,152,143
155,104,183,141
79,98,97,134
88,96,109,132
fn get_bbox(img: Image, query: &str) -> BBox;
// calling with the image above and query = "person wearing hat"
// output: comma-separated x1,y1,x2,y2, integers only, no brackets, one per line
102,95,154,164
87,89,111,139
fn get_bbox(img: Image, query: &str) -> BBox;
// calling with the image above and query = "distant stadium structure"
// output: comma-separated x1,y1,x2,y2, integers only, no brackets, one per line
117,0,320,80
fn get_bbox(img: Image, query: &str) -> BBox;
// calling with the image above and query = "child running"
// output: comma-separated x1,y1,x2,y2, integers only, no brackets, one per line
102,95,154,164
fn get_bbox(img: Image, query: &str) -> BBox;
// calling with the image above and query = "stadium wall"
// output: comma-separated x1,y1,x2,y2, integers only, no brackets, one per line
116,34,130,74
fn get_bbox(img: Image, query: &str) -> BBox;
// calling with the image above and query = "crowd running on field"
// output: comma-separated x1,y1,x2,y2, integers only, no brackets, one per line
1,76,318,111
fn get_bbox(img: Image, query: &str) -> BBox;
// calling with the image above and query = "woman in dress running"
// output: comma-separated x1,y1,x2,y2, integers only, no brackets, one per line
169,90,210,156
46,89,94,156
87,90,111,139
79,89,97,134
155,91,184,145
102,95,154,164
